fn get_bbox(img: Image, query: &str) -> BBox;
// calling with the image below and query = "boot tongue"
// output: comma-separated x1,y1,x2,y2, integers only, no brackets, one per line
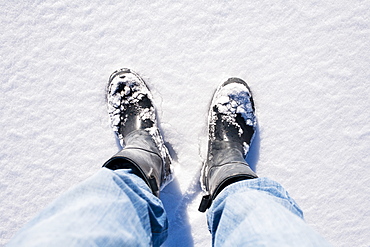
212,108,255,157
214,111,242,142
119,96,155,138
210,140,246,165
124,129,161,154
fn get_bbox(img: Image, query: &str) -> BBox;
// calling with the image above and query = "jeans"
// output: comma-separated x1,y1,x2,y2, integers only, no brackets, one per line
208,178,331,246
8,168,330,247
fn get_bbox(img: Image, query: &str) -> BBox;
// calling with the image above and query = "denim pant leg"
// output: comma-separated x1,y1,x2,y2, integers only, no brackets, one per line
7,168,168,247
207,177,331,247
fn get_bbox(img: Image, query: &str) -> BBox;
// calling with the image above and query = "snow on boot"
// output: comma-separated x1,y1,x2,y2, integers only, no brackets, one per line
199,78,258,212
103,68,173,197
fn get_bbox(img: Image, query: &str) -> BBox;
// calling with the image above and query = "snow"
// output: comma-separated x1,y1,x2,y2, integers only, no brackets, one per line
1,1,369,246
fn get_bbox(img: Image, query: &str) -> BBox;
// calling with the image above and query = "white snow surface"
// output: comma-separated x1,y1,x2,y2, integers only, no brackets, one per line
1,1,369,246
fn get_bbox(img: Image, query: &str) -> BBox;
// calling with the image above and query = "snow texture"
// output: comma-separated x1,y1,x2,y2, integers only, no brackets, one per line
1,1,369,246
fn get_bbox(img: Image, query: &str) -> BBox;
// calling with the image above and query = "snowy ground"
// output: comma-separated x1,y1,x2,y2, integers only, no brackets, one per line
1,1,369,246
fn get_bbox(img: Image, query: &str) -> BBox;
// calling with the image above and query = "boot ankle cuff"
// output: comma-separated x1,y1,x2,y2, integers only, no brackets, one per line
199,163,257,212
103,148,163,197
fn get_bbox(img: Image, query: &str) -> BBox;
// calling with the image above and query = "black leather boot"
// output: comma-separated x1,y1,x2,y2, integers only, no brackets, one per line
103,68,172,197
199,78,258,212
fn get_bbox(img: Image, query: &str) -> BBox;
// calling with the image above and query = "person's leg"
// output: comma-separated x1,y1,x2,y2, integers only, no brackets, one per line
199,78,331,246
8,168,167,247
207,178,331,246
8,68,173,247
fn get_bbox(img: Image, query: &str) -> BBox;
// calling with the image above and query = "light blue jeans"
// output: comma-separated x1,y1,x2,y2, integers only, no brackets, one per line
8,168,330,247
